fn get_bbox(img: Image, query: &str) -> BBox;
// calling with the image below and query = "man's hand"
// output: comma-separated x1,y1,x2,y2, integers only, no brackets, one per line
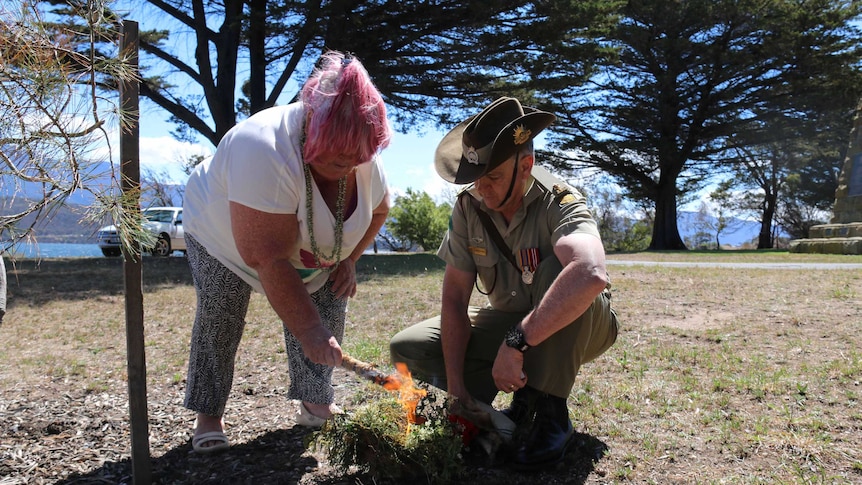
492,345,527,393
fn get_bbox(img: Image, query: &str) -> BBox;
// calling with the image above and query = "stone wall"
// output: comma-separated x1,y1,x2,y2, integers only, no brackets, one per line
789,100,862,254
831,151,862,224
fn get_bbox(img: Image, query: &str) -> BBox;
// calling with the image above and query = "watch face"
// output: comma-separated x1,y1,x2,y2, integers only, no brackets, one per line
506,326,526,350
505,329,517,347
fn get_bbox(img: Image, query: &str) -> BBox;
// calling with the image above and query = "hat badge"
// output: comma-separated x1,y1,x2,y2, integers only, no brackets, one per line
466,146,480,165
513,124,531,145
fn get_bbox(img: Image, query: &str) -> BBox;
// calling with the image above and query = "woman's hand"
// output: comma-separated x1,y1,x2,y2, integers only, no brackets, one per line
329,258,357,298
492,345,527,393
300,325,343,367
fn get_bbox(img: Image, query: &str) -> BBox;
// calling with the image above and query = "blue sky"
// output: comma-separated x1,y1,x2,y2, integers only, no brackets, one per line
137,112,452,201
120,1,454,201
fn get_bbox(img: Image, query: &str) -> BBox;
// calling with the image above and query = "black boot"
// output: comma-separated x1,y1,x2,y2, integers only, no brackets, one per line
511,391,574,471
501,387,531,426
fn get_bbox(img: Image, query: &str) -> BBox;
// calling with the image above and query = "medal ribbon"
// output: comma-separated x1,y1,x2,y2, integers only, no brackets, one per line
518,248,539,276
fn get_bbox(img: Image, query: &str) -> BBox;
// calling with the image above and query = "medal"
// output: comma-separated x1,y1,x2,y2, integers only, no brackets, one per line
522,268,534,285
518,248,540,286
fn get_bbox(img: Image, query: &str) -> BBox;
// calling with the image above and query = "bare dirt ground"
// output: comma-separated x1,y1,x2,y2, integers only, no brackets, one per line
0,368,609,485
1,254,861,484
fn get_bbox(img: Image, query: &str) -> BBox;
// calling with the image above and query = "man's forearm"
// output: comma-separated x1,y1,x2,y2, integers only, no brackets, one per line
521,261,607,345
440,309,472,398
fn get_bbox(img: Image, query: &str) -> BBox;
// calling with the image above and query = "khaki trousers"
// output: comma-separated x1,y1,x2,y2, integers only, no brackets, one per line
390,259,618,403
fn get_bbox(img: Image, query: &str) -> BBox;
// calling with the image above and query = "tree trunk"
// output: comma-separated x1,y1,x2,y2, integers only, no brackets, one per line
192,0,243,144
648,180,687,250
248,0,267,114
757,192,777,249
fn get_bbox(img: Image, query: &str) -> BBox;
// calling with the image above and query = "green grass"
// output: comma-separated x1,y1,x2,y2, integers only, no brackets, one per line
2,251,861,484
606,248,862,263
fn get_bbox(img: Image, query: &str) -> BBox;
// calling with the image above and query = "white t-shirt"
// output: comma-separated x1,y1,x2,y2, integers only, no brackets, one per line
183,102,388,294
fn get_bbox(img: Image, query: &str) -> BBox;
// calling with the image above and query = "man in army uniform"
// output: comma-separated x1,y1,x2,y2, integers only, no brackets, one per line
390,97,619,470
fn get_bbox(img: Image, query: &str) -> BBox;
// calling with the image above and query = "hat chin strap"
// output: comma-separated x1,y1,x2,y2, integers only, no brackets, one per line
494,152,521,210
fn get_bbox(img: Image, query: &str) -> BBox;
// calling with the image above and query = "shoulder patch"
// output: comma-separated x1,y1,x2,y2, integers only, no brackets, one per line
532,165,579,205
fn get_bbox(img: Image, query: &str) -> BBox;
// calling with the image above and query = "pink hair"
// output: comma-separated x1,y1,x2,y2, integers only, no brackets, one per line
300,51,392,166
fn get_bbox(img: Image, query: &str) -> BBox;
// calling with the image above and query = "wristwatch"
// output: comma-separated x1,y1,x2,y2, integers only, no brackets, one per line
504,324,531,352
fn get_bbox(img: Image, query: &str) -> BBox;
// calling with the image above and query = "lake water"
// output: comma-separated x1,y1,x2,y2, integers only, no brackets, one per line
3,242,382,259
5,242,107,259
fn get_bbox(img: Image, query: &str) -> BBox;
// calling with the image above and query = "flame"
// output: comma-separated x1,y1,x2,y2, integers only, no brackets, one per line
383,362,427,426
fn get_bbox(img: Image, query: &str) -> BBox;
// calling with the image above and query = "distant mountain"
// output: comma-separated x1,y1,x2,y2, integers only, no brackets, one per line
3,185,775,248
0,161,116,206
1,198,101,243
677,211,775,247
1,161,158,244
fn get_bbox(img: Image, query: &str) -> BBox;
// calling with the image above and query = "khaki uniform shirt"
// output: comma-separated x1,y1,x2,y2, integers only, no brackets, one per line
438,166,600,313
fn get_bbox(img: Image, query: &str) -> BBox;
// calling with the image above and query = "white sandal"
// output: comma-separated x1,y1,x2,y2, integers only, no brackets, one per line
296,402,343,428
192,430,230,454
296,402,326,428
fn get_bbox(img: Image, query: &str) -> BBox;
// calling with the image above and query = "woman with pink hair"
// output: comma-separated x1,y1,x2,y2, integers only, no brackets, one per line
182,51,392,453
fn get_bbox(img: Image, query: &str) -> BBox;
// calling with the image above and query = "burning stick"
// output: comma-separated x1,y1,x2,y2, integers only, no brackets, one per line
340,354,401,387
339,353,515,448
340,354,427,425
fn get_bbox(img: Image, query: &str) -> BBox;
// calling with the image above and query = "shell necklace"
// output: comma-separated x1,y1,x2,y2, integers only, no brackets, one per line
303,161,346,271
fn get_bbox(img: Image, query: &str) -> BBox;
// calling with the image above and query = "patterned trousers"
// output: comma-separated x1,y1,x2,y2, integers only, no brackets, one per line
184,234,346,417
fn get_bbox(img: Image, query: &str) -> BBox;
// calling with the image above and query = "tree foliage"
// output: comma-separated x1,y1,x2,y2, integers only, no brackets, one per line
775,172,830,239
585,182,651,252
142,167,183,207
720,2,862,248
705,180,745,248
385,188,450,252
40,0,583,147
726,125,845,249
30,0,862,253
0,1,138,254
542,0,862,249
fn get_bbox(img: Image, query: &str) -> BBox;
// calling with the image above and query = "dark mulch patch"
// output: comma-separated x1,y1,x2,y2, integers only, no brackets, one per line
1,367,609,485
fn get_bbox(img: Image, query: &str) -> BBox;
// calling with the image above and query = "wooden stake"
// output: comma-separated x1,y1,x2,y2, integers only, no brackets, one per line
120,20,151,485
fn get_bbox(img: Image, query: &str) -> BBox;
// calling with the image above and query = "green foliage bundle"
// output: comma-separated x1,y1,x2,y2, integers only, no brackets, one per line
312,394,464,483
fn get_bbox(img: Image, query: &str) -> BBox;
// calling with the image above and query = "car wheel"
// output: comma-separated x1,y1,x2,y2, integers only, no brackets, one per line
101,248,121,257
151,235,172,257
